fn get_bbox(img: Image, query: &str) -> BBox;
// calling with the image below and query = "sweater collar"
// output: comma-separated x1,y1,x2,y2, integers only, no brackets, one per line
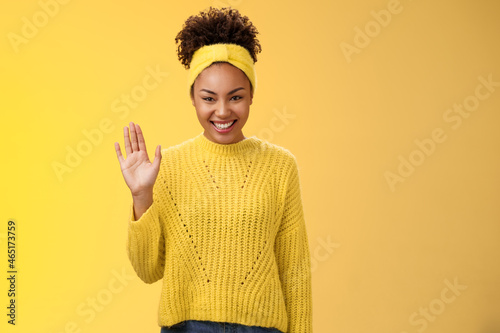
194,132,259,155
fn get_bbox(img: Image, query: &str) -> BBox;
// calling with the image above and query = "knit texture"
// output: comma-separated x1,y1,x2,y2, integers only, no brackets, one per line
187,43,257,96
125,132,312,332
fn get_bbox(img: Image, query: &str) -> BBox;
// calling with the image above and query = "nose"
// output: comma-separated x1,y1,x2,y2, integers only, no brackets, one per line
214,99,231,118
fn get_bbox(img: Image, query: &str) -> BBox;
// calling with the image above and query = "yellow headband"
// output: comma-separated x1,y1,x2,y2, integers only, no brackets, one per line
187,43,257,96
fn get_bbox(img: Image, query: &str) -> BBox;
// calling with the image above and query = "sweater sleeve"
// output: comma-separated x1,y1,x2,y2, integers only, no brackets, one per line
125,195,166,284
274,156,313,333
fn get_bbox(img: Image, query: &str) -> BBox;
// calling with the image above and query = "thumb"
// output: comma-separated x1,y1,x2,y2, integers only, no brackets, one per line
152,144,162,170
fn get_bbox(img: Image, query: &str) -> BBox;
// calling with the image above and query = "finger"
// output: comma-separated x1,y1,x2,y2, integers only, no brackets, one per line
152,145,162,171
124,126,132,157
129,122,139,152
136,123,148,155
115,142,125,165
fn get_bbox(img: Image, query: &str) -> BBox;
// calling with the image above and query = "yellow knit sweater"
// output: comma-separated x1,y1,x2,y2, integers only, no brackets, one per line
125,132,312,332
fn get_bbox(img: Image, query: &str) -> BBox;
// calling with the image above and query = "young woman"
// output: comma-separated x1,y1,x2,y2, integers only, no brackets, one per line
114,7,312,333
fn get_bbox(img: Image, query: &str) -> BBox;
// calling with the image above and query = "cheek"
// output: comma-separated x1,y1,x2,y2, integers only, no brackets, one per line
195,102,210,114
197,109,213,123
236,105,250,119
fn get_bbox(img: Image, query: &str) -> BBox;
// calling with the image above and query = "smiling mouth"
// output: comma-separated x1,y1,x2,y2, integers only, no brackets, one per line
211,120,237,129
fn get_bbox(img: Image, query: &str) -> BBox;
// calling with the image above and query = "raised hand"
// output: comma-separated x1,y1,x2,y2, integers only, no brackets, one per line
114,122,162,201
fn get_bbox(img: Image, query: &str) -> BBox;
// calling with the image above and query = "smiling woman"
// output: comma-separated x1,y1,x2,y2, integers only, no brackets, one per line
176,6,261,145
114,6,312,333
191,62,253,144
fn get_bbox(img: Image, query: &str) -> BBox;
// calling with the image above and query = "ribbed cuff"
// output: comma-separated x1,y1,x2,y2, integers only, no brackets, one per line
126,199,165,284
128,200,161,238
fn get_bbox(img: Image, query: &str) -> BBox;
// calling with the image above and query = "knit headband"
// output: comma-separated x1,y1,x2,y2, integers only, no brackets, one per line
187,43,257,96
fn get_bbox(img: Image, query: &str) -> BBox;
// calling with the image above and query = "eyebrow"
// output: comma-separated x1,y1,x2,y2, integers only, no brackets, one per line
199,87,245,95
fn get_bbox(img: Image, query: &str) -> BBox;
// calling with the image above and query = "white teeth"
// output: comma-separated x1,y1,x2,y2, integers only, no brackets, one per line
213,121,235,129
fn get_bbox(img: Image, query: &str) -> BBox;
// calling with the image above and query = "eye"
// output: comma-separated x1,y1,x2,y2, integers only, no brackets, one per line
202,97,214,102
231,96,242,101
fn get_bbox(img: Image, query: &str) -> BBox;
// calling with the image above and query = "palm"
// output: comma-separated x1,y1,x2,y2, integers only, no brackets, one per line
114,122,161,196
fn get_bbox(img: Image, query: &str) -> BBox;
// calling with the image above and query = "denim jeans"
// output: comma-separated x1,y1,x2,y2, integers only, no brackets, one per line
160,319,283,333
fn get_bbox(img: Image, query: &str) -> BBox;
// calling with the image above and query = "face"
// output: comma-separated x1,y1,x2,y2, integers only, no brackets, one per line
190,62,253,144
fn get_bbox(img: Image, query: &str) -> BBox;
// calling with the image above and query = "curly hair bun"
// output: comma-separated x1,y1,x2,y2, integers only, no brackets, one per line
175,6,262,69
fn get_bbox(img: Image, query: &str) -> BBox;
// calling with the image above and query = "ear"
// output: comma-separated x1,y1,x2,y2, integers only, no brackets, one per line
190,85,195,106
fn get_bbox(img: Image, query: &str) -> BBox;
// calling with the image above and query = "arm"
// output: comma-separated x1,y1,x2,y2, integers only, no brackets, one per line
125,189,166,284
132,192,153,221
274,156,313,333
116,122,165,284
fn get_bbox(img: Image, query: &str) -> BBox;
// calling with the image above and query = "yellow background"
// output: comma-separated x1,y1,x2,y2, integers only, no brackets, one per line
1,0,499,332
